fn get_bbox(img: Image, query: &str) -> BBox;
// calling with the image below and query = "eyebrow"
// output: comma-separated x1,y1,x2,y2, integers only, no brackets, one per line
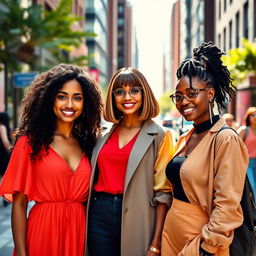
57,91,83,95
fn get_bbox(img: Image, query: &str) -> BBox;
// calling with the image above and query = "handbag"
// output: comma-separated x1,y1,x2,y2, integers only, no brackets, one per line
216,126,256,256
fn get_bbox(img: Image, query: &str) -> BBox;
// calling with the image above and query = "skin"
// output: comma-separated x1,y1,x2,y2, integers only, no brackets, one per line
175,76,215,156
114,84,168,255
12,79,84,255
0,124,11,151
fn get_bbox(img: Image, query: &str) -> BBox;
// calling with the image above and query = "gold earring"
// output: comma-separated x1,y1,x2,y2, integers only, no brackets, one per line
209,100,213,124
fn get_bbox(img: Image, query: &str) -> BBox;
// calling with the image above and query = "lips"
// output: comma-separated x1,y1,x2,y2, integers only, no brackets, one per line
61,110,75,117
122,103,135,109
182,107,195,116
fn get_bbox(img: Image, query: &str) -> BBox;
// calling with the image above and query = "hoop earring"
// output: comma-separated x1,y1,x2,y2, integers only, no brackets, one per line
209,100,213,124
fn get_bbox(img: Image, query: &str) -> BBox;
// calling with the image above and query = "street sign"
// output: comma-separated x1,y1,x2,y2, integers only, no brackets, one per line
13,72,38,88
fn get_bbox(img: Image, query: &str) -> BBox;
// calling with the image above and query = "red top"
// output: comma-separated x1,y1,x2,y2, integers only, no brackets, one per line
0,136,91,256
94,127,140,194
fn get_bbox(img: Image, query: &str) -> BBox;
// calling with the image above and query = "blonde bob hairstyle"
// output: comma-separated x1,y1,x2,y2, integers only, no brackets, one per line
104,67,159,123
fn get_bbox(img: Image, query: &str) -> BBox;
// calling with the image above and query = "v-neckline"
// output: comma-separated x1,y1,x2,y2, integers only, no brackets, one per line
116,127,140,150
49,146,84,174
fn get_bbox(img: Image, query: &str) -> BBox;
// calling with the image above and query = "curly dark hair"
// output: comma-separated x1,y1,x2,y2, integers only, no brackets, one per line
176,41,236,111
14,64,103,160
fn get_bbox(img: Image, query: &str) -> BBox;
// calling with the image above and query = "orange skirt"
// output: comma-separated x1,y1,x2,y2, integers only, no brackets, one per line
161,198,208,256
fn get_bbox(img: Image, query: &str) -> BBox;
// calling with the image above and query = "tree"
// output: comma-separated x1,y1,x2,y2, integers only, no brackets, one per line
222,39,256,85
0,0,95,71
158,90,175,116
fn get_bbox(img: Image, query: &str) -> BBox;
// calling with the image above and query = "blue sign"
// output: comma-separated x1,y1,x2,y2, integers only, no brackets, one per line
13,72,38,88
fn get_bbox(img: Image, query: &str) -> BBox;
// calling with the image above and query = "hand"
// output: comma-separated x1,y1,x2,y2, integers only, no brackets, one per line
146,248,160,256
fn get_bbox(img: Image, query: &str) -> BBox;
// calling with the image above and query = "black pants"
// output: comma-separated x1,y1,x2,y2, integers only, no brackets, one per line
88,192,123,256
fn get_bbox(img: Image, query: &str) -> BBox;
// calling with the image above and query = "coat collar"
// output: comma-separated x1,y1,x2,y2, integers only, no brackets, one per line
176,117,226,156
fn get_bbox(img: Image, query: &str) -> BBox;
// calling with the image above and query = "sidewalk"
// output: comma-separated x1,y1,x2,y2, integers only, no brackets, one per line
0,200,13,256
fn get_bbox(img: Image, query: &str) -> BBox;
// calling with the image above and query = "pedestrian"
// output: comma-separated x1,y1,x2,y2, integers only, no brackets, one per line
0,112,11,180
86,67,175,256
237,107,256,198
222,113,239,130
0,112,11,207
0,64,102,256
162,42,248,256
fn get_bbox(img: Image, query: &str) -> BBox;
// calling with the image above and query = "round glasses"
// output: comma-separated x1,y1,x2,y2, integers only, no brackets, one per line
169,88,210,104
113,86,142,99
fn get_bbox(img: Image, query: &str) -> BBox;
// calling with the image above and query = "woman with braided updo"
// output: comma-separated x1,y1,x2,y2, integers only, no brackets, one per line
161,42,248,256
0,64,102,256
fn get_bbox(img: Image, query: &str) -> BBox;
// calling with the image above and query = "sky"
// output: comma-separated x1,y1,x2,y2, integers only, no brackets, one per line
128,0,174,99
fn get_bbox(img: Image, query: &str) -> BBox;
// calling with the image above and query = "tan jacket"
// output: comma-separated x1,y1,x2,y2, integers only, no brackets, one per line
85,119,174,256
173,118,248,255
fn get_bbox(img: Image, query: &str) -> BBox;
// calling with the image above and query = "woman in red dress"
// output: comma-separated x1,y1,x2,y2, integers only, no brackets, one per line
0,64,102,256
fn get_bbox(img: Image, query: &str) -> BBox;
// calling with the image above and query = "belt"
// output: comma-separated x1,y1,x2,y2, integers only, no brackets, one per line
92,191,123,199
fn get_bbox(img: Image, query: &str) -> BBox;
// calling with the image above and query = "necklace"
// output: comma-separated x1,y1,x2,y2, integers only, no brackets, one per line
193,115,220,134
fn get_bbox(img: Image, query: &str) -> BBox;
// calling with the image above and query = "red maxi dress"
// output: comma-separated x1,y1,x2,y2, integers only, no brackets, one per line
0,136,91,256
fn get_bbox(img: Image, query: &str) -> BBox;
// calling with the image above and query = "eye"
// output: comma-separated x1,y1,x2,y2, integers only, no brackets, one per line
187,91,198,98
73,95,83,102
174,94,182,101
56,94,66,101
114,89,125,96
130,87,141,95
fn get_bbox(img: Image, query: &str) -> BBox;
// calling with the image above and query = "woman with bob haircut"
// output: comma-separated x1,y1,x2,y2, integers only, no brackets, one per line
238,106,256,197
0,64,102,256
86,67,174,256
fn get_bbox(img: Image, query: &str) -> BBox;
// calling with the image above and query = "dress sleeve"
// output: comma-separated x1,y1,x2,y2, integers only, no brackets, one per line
152,130,175,205
0,136,34,202
201,133,248,253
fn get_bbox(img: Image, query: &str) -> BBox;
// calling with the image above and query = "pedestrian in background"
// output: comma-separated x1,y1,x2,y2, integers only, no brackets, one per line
0,64,102,256
0,112,11,207
162,42,248,256
86,67,175,256
237,107,256,198
0,112,11,180
222,113,239,130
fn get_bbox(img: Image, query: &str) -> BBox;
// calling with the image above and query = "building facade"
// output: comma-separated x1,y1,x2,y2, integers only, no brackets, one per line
215,0,256,123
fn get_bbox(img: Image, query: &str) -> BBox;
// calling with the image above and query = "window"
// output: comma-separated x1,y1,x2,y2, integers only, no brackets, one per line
219,0,221,19
218,33,221,47
254,0,256,38
224,0,227,12
236,11,240,47
243,1,249,39
223,27,226,53
229,20,232,49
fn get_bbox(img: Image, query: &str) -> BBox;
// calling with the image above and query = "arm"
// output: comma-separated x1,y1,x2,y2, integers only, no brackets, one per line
11,192,28,256
147,130,175,255
147,203,168,256
0,125,11,150
201,133,248,253
237,125,246,140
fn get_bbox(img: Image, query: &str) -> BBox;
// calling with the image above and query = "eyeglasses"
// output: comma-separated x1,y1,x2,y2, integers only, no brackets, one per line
112,86,142,99
169,88,210,104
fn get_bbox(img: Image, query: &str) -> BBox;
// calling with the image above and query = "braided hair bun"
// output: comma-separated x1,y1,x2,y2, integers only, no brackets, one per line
176,41,236,111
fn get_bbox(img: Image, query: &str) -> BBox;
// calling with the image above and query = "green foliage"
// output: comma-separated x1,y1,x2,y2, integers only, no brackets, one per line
158,90,175,115
222,39,256,84
0,0,96,71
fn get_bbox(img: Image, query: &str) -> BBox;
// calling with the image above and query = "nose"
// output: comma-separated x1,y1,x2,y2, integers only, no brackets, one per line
181,95,190,104
66,98,74,108
123,91,132,100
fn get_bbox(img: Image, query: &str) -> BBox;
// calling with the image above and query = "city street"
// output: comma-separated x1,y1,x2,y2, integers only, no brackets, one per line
0,200,13,256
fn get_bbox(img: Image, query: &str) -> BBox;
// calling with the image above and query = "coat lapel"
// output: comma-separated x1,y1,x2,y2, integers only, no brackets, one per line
124,120,159,192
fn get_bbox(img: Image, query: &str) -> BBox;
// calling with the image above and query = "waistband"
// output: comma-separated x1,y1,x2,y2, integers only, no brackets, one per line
92,191,123,199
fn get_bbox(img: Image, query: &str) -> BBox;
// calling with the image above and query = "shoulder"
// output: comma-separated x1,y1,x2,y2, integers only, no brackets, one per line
236,125,246,137
14,135,30,149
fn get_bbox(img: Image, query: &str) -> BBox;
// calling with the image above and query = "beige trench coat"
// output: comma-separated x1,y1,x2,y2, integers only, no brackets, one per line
168,118,249,255
85,119,172,256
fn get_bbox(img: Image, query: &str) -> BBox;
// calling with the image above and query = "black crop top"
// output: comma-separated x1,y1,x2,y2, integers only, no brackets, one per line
165,156,189,203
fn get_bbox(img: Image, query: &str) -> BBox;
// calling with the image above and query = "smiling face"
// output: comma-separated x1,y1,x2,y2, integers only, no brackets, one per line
113,84,143,118
175,76,215,124
53,79,84,126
